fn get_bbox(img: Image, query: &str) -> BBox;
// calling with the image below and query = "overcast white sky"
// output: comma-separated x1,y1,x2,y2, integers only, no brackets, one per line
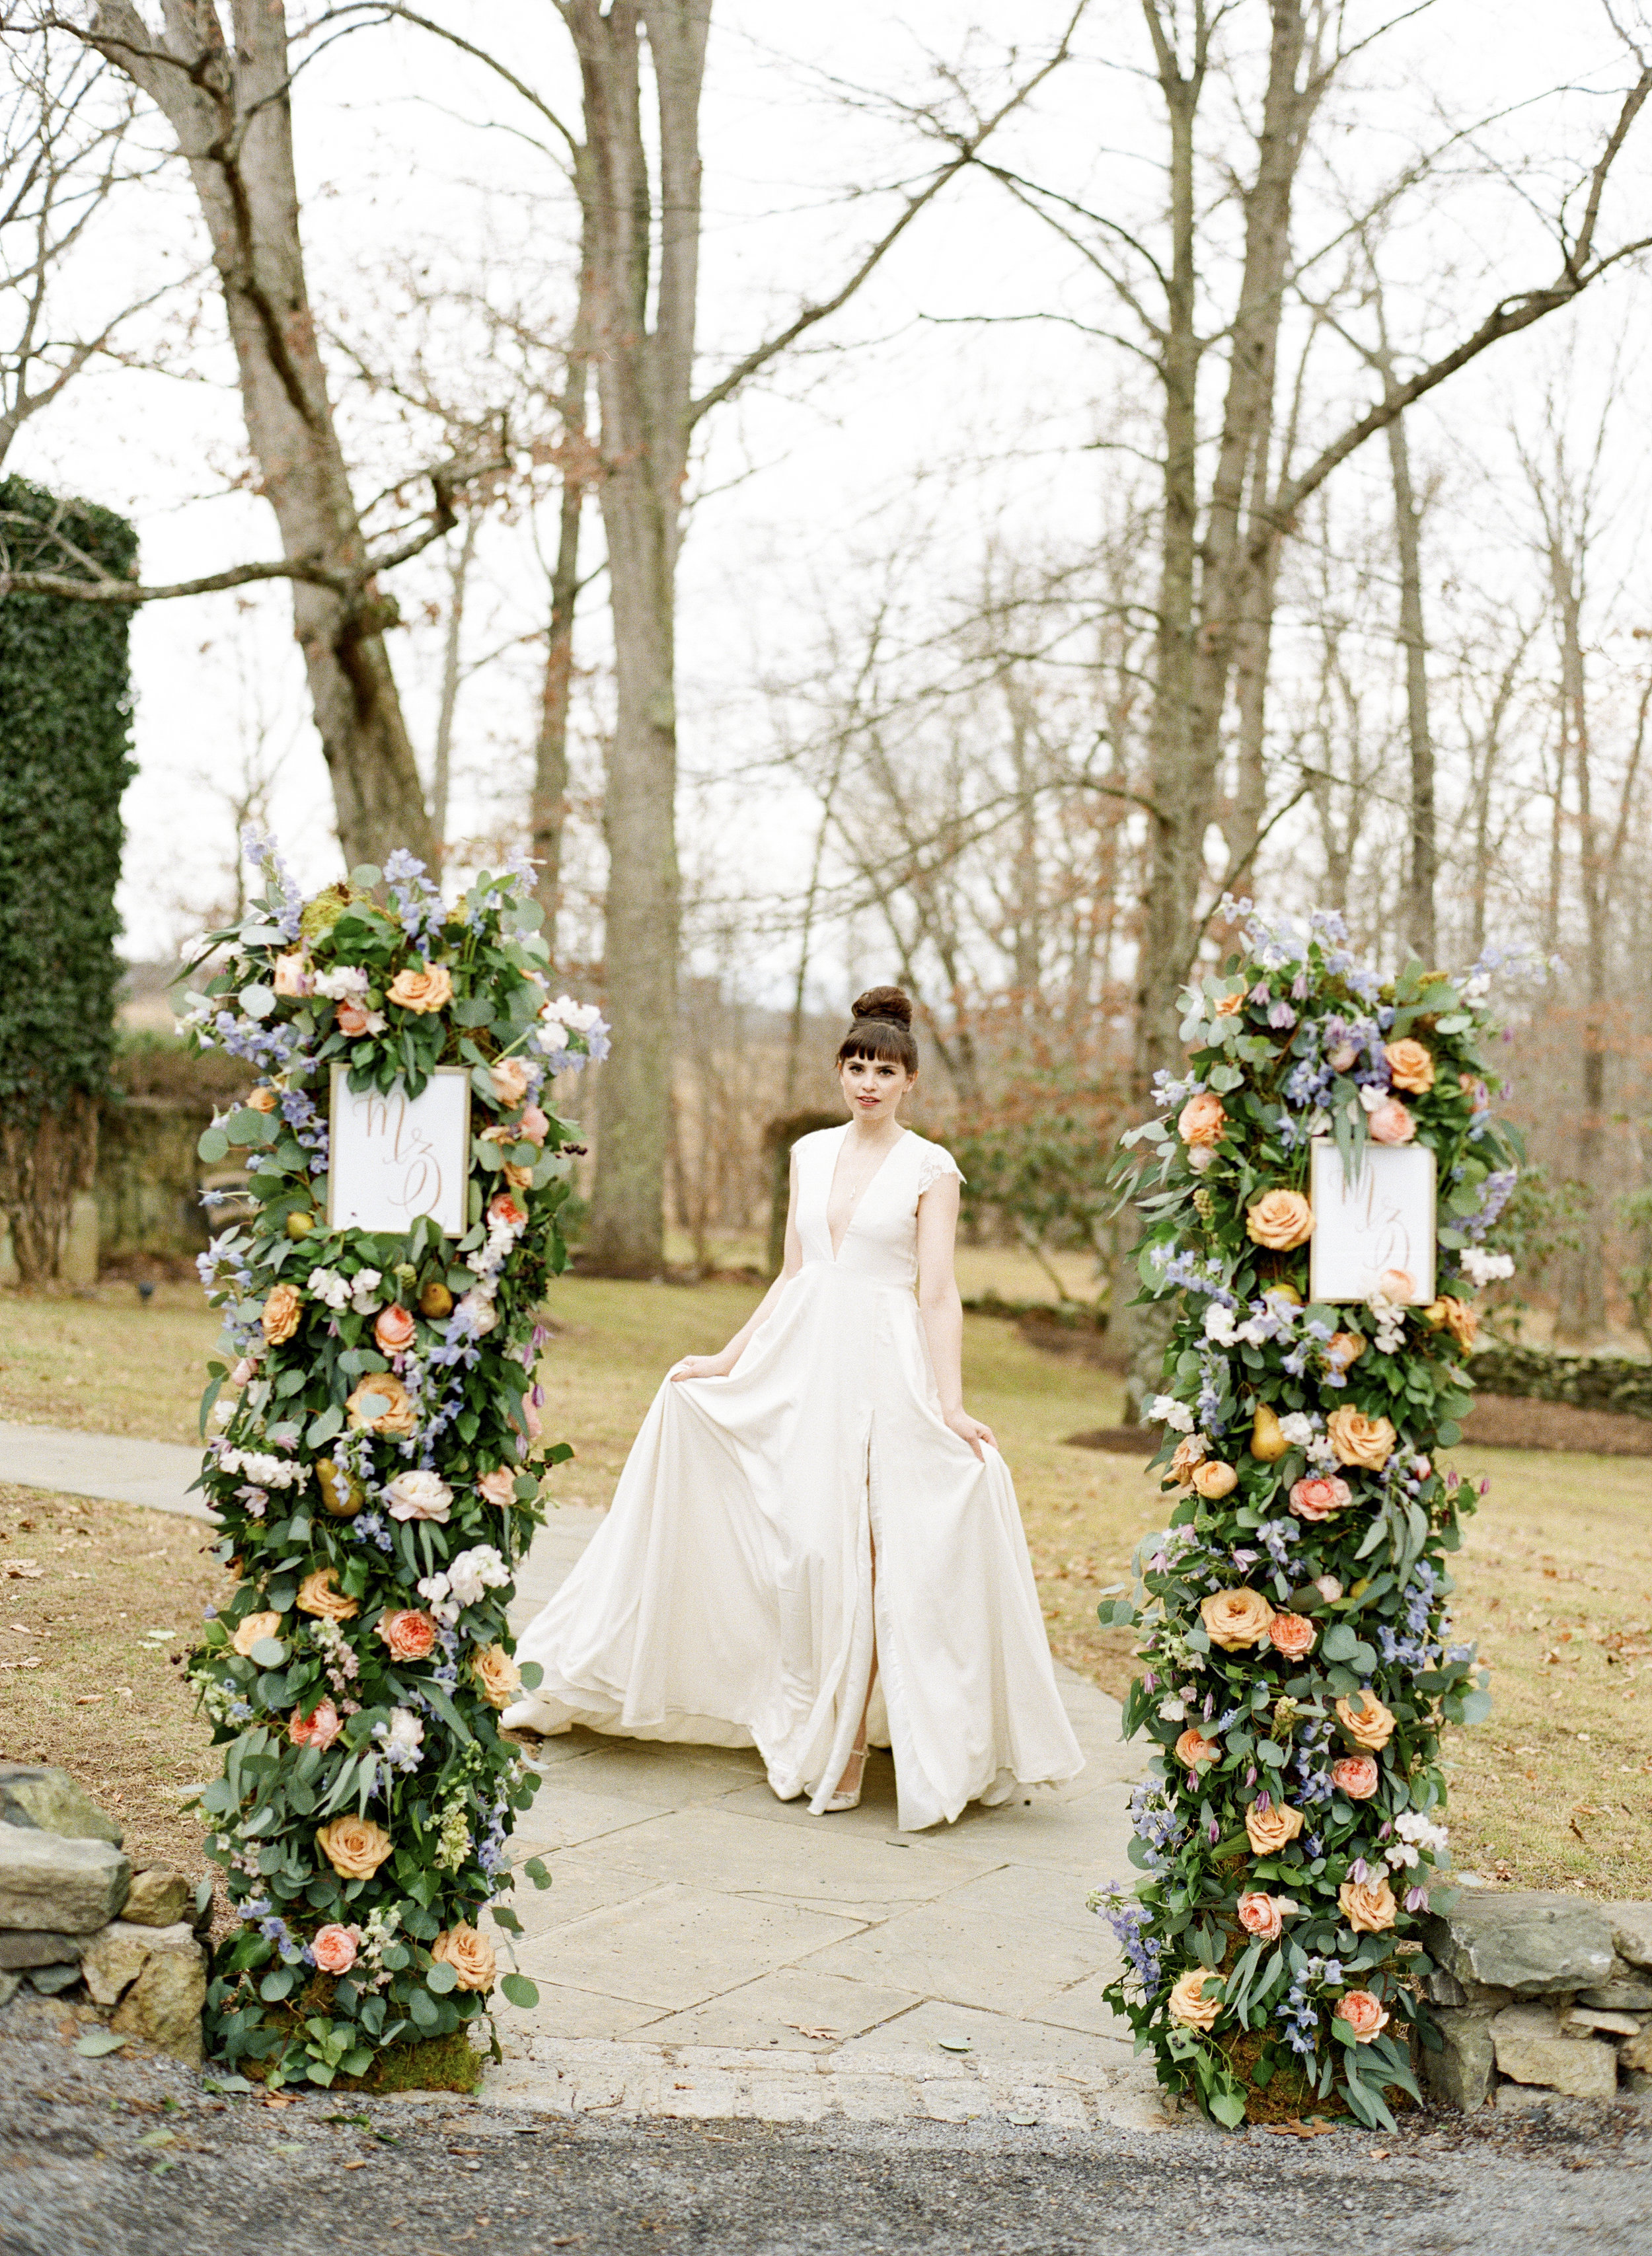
12,0,1651,987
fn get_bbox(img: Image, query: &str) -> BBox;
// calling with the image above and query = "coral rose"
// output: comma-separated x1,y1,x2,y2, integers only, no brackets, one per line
315,1815,394,1881
476,1467,517,1507
1246,1190,1314,1251
1166,1968,1222,2032
374,1304,417,1356
377,1608,438,1661
1244,1799,1305,1856
1200,1588,1275,1651
337,1002,373,1037
1326,1330,1366,1372
1334,1989,1390,2043
1175,1727,1221,1771
472,1645,521,1710
1288,1474,1353,1522
432,1923,496,1992
1191,1460,1238,1500
1337,1690,1396,1750
490,1057,531,1105
1326,1407,1396,1470
229,1609,283,1658
346,1371,418,1437
261,1282,302,1345
1369,1098,1417,1145
387,963,454,1014
1339,1876,1398,1932
1267,1612,1317,1660
1384,1039,1435,1094
289,1698,342,1750
295,1569,357,1622
487,1191,527,1232
1330,1754,1380,1801
311,1924,357,1975
1178,1092,1227,1148
1237,1892,1293,1941
517,1104,550,1147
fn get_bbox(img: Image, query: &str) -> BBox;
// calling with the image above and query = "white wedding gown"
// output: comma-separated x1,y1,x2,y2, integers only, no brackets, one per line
508,1125,1083,1830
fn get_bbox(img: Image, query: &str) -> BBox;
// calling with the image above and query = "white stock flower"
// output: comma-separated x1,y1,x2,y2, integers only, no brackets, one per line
313,965,370,1001
350,1267,383,1313
1459,1248,1515,1288
445,1544,510,1607
307,1267,353,1310
374,1707,425,1770
417,1572,459,1628
1203,1305,1238,1347
455,1289,498,1337
384,1470,453,1523
1278,1413,1315,1447
1148,1396,1195,1433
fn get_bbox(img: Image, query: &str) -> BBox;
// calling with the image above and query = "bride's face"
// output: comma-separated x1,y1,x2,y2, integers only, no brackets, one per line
839,1052,914,1122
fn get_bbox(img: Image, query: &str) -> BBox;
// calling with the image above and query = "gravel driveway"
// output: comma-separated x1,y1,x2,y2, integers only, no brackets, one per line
5,1997,1651,2255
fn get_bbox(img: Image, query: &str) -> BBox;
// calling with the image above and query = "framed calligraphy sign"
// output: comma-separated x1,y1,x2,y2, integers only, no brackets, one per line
326,1066,471,1238
1308,1140,1437,1306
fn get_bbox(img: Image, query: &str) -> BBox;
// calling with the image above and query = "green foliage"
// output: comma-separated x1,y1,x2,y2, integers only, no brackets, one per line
1468,1339,1652,1420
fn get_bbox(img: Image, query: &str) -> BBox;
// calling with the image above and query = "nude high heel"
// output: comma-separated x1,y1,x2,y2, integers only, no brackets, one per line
821,1744,866,1813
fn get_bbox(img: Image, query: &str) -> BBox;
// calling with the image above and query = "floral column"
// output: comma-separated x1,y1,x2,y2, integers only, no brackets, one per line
182,838,607,2088
1096,906,1518,2130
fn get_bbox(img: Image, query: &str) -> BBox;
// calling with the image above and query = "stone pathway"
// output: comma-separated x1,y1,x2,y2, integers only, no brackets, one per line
5,1427,1157,2126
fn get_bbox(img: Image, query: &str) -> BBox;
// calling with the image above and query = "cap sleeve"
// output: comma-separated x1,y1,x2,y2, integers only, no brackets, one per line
915,1143,965,1198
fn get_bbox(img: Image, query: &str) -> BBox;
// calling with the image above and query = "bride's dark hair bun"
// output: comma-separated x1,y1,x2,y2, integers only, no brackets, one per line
838,984,919,1074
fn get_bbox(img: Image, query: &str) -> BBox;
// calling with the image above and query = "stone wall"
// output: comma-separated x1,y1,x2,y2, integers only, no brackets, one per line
0,1763,206,2064
1421,1889,1652,2110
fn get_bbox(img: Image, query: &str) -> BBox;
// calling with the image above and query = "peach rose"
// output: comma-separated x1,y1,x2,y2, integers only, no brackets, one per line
490,1057,531,1106
1337,1690,1396,1750
504,1161,534,1189
1328,1039,1360,1072
1289,1474,1353,1523
1215,991,1244,1018
1236,1891,1293,1941
377,1608,437,1661
1339,1876,1398,1933
1369,1098,1416,1145
1166,1968,1222,2032
1246,1190,1314,1251
1200,1588,1275,1651
1267,1611,1317,1660
311,1924,357,1975
477,1467,517,1507
248,1084,279,1115
337,1001,372,1037
346,1371,418,1437
431,1923,496,1992
1168,1435,1208,1487
295,1569,357,1622
1326,1407,1396,1470
1326,1330,1366,1372
1175,1727,1221,1771
315,1815,394,1881
517,1104,550,1147
472,1645,520,1709
1191,1460,1238,1500
289,1698,342,1750
1423,1295,1479,1351
229,1609,283,1658
1244,1799,1305,1856
1335,1988,1390,2043
487,1191,527,1232
374,1304,417,1356
1384,1039,1435,1094
272,951,311,997
1178,1092,1227,1148
387,963,454,1014
261,1282,303,1345
1330,1754,1380,1801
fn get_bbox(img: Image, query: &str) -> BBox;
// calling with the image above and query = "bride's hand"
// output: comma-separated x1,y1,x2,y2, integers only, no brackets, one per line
669,1352,735,1383
945,1408,996,1460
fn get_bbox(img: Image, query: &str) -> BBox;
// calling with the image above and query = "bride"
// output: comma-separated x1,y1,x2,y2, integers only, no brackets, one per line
503,986,1083,1830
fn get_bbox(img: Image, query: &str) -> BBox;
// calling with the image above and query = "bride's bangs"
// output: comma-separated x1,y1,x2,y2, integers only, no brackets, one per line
836,1024,917,1072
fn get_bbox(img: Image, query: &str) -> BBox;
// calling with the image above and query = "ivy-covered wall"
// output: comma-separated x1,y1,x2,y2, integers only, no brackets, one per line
0,476,136,1278
1468,1343,1652,1421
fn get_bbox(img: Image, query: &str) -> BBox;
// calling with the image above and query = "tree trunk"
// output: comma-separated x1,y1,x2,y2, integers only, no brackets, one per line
88,2,433,870
531,249,596,954
430,508,480,854
0,1092,95,1285
1382,385,1435,962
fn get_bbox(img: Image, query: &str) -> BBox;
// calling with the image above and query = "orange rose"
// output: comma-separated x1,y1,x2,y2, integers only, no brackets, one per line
295,1569,357,1622
1326,1407,1396,1470
431,1923,496,1992
248,1085,279,1114
1178,1092,1227,1148
472,1645,521,1710
261,1282,302,1345
1326,1331,1366,1372
387,963,454,1014
1267,1612,1317,1660
1337,1690,1396,1750
315,1815,393,1881
1215,992,1244,1018
1191,1460,1238,1499
1246,1190,1313,1251
346,1371,418,1437
1200,1588,1275,1651
1244,1799,1304,1856
1339,1876,1398,1933
377,1608,437,1661
374,1304,417,1357
1175,1727,1221,1771
1330,1754,1380,1801
1166,1968,1222,2031
229,1609,283,1658
1335,1989,1390,2043
1384,1039,1435,1094
1423,1295,1479,1351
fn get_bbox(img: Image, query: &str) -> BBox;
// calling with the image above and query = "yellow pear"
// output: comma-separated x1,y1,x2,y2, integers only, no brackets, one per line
284,1210,315,1240
1250,1404,1289,1462
316,1460,363,1518
1267,1281,1302,1306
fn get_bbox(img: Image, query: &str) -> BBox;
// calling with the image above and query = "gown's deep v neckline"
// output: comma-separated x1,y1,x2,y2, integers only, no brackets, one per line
825,1125,909,1261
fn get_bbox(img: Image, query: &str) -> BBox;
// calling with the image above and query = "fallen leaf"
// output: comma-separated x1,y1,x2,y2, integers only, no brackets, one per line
1,1560,43,1579
1369,2148,1390,2161
788,2025,839,2041
937,2039,973,2054
74,2031,129,2058
342,2160,369,2171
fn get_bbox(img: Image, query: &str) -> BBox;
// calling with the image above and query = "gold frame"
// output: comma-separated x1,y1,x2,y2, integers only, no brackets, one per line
1307,1138,1437,1306
324,1063,473,1238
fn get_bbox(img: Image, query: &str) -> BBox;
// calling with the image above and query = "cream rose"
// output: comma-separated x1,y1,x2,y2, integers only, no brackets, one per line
1326,1407,1396,1470
431,1923,496,1992
346,1371,418,1437
1267,1611,1317,1660
476,1467,517,1507
1246,1190,1314,1251
472,1645,521,1710
1166,1968,1222,2031
272,951,312,998
377,1608,437,1661
490,1057,531,1106
1191,1460,1238,1500
1178,1092,1227,1148
1384,1039,1435,1094
1369,1098,1416,1145
261,1282,303,1345
295,1569,357,1622
1175,1727,1221,1772
383,1470,453,1523
315,1815,394,1881
1334,1988,1391,2043
1237,1891,1293,1941
374,1304,417,1357
1200,1588,1275,1651
1339,1876,1398,1932
230,1609,283,1658
1244,1799,1304,1856
311,1924,358,1975
1330,1754,1380,1800
1288,1474,1352,1522
1337,1690,1396,1750
387,963,454,1014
